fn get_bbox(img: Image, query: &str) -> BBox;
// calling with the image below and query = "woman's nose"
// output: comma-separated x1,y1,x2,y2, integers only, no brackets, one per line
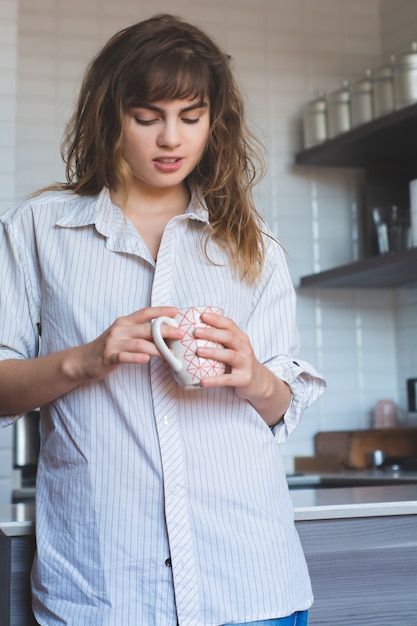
157,121,181,148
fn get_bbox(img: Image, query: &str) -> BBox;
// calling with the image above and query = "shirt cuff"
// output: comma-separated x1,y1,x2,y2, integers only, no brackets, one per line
268,358,326,443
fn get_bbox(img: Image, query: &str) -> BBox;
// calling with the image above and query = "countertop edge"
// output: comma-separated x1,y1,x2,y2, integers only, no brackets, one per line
0,521,35,537
294,500,417,521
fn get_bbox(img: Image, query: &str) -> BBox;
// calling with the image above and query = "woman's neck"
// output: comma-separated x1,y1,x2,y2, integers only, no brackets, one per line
110,181,191,260
110,180,190,218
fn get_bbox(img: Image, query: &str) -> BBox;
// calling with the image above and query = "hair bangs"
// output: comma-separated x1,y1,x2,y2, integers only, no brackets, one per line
125,48,211,107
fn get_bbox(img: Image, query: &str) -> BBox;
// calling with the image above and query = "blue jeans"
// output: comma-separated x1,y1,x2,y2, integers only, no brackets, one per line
223,611,309,626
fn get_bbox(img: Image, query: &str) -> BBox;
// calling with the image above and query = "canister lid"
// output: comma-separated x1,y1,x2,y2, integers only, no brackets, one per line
352,69,373,93
304,90,327,113
373,64,394,80
396,42,417,68
329,80,350,103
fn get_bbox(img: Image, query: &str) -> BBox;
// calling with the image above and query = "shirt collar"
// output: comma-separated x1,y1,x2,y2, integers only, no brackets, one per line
185,189,210,224
55,187,209,228
55,188,118,235
54,187,210,260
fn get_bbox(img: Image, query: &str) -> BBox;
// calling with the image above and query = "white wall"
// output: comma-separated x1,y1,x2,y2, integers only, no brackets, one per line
0,0,18,500
0,0,416,494
380,0,417,57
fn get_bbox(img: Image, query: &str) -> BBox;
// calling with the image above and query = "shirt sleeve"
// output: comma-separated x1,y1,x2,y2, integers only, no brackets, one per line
246,235,326,443
0,212,40,426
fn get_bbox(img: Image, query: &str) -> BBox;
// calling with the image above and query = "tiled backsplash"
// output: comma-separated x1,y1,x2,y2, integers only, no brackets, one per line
1,0,417,497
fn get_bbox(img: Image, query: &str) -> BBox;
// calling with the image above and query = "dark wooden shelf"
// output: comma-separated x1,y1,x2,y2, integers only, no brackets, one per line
299,248,417,288
295,102,417,168
295,102,417,287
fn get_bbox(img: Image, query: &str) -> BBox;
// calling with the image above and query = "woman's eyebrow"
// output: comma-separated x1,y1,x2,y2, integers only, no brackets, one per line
131,101,208,114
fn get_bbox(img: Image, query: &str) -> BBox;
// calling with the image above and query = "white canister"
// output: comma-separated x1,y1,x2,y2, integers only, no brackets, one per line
394,41,417,109
373,60,395,117
350,69,373,127
327,80,351,138
302,90,327,149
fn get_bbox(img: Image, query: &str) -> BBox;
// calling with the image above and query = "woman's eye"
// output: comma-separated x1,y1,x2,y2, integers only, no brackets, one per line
182,118,200,124
134,118,156,126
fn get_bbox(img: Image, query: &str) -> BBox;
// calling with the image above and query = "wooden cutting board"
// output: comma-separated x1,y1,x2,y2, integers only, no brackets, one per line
313,428,417,469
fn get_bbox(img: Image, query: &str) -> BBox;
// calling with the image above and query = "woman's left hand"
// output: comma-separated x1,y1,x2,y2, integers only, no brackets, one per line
194,311,291,426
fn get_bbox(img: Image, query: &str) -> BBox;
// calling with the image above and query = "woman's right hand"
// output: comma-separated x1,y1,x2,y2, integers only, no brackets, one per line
0,306,182,417
70,306,182,382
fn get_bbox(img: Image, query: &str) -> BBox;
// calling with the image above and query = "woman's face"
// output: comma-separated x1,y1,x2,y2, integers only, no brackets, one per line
120,96,210,193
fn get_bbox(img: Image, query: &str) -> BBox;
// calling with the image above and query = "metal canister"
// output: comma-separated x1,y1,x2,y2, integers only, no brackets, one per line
302,90,327,149
13,410,40,468
350,69,373,127
394,41,417,109
327,80,351,138
373,60,395,117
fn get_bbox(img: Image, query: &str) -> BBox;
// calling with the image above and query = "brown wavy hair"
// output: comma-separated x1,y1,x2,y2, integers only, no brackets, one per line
46,14,267,283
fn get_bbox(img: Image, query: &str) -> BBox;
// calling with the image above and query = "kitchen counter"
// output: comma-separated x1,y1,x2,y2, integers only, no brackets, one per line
287,467,417,489
1,487,417,626
0,503,35,537
291,482,417,519
2,483,417,535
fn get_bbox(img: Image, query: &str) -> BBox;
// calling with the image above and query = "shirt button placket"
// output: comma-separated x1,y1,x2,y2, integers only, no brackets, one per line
150,220,202,625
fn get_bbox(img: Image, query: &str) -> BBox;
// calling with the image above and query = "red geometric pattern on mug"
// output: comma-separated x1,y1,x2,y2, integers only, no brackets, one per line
177,306,224,382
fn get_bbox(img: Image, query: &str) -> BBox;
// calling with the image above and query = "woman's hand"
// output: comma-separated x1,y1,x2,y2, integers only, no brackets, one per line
0,306,183,416
194,311,291,427
68,306,183,383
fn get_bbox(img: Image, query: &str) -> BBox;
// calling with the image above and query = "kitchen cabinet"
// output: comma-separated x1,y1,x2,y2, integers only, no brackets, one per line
295,102,417,288
297,514,417,625
0,504,37,626
1,493,417,626
292,484,417,625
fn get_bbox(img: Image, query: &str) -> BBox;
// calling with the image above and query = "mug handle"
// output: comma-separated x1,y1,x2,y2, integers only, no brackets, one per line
151,316,183,373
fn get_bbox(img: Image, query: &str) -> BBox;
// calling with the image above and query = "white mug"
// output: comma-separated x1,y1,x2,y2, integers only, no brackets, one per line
152,306,225,389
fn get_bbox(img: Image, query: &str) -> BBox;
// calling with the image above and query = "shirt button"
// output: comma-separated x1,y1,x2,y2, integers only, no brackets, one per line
165,558,172,567
163,415,169,425
169,485,178,495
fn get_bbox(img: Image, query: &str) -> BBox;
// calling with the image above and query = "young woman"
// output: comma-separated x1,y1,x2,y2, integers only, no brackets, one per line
0,14,325,626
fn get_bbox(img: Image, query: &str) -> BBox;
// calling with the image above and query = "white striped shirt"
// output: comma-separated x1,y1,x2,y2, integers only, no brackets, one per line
0,188,325,626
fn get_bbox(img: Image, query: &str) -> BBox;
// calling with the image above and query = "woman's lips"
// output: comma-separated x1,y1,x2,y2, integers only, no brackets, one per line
153,157,184,173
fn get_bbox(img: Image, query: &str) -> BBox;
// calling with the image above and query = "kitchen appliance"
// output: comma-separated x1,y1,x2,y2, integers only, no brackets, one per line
369,449,386,469
409,181,417,248
13,410,40,487
378,455,417,472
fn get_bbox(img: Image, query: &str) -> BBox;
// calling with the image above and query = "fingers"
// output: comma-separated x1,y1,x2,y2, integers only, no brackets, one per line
125,306,179,328
196,312,247,353
107,306,184,361
195,311,257,390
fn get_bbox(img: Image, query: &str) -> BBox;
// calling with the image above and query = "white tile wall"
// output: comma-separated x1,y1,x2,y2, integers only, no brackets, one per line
1,0,417,497
0,0,18,501
380,0,417,58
